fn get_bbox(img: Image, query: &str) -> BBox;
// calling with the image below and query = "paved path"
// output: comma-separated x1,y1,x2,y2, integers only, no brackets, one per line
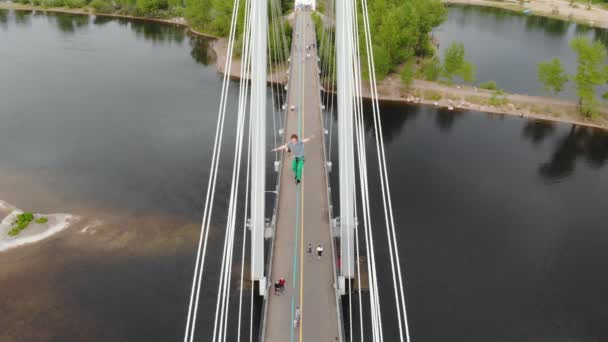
265,10,340,342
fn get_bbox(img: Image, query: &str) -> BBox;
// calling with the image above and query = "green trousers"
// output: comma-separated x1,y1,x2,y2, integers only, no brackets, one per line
292,157,305,181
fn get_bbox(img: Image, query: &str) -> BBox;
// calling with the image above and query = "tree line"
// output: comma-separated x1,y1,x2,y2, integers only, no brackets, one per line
12,0,292,39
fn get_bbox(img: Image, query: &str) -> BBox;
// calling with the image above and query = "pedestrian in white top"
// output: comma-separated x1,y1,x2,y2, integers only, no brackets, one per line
294,306,301,329
316,244,323,259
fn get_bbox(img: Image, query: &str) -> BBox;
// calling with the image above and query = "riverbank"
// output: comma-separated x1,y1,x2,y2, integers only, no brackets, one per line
444,0,608,28
0,2,288,84
2,2,605,130
0,2,221,38
366,77,608,130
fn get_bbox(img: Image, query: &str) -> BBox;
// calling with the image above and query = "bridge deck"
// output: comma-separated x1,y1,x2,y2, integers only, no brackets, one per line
265,10,340,342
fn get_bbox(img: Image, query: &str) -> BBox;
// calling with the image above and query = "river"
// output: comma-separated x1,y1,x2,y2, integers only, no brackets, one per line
1,8,608,342
0,9,270,341
436,5,608,100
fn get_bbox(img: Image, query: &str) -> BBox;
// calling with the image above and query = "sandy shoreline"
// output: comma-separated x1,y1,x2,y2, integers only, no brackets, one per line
445,0,608,29
0,200,79,252
361,78,608,130
2,2,606,130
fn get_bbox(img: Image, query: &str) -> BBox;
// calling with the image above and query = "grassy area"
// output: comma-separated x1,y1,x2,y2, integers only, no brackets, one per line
478,81,497,90
423,89,443,101
489,90,509,106
35,217,49,224
8,212,35,237
6,213,48,236
465,95,489,105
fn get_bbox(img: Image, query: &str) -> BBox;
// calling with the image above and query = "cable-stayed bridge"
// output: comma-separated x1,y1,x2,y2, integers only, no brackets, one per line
182,1,411,341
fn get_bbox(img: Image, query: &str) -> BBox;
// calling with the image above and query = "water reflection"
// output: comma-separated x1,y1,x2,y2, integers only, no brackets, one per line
189,36,214,66
92,14,114,26
0,9,8,30
454,4,514,24
592,27,608,48
130,19,186,44
524,15,569,36
13,9,33,26
539,125,608,180
46,11,90,34
363,100,418,143
435,108,464,132
522,120,556,145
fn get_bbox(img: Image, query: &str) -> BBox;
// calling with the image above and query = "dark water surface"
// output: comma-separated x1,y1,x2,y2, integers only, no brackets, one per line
0,10,269,342
436,5,608,99
1,8,608,342
330,101,608,342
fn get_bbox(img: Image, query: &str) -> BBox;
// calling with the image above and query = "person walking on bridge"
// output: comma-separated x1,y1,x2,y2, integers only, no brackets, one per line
294,306,301,329
272,134,314,185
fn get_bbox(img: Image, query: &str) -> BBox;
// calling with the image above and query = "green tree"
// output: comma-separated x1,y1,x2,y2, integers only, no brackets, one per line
442,42,475,83
570,36,608,117
361,0,446,80
370,45,391,80
537,58,569,94
419,56,441,81
136,0,168,16
400,59,415,86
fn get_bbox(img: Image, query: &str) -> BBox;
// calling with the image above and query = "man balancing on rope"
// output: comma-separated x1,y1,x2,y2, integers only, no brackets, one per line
272,134,314,185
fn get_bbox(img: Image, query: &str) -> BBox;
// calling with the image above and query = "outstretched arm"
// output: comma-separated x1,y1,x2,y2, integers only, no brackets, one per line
301,135,315,143
271,144,288,152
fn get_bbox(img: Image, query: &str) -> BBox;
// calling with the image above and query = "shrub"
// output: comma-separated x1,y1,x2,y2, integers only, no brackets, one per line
42,0,65,7
8,212,35,237
370,45,391,80
419,56,441,81
35,217,49,224
65,0,86,8
136,0,168,16
168,6,184,17
400,59,415,86
478,81,497,90
90,0,112,13
489,90,509,106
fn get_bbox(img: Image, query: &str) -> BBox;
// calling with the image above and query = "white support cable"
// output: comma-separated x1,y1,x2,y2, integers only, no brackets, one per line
218,0,254,339
348,2,384,342
232,5,254,342
348,4,384,341
326,2,336,163
269,0,288,160
213,15,252,340
347,4,368,341
347,0,388,340
357,0,413,340
268,21,279,163
236,120,252,341
183,0,243,339
269,0,283,134
359,3,409,342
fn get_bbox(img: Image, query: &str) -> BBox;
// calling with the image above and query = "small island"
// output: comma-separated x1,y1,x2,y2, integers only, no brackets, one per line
0,201,77,252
